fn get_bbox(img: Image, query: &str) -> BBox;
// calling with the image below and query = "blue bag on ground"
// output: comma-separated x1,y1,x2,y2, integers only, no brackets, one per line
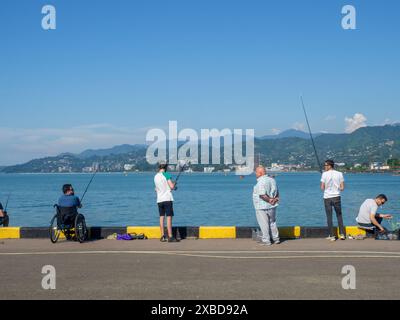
116,234,134,240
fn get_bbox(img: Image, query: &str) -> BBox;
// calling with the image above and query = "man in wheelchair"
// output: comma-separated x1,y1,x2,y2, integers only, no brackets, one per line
57,184,82,227
50,183,87,243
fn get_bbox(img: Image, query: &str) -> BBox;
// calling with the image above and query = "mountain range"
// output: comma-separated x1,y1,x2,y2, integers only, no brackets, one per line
2,124,400,173
260,129,323,140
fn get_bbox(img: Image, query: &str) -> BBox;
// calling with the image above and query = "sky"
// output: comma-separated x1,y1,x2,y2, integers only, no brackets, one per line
0,0,399,165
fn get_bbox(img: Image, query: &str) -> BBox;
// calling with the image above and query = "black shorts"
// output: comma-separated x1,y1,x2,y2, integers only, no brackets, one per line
158,201,174,217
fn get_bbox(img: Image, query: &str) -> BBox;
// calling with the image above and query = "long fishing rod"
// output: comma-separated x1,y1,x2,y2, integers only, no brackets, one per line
174,161,190,189
175,166,185,184
4,193,11,212
80,169,98,204
300,95,323,173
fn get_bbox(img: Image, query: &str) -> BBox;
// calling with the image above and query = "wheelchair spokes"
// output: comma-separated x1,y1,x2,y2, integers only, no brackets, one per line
49,214,61,243
75,214,87,243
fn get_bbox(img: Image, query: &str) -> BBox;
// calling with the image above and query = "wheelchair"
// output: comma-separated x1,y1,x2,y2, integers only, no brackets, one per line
49,205,88,243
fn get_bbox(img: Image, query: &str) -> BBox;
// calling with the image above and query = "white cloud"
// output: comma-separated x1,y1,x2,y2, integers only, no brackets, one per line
381,118,400,125
0,124,153,165
270,128,281,135
345,113,367,133
292,122,306,131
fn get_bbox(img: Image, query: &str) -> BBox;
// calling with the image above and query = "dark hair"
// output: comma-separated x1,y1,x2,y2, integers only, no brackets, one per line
62,184,73,194
158,163,168,171
376,194,388,202
325,159,335,168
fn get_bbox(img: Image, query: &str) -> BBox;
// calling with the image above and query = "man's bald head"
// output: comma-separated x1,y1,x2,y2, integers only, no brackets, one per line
255,165,266,178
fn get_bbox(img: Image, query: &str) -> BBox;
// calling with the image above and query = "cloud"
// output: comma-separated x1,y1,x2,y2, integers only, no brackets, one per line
381,118,400,125
292,122,306,131
0,124,153,165
345,113,367,133
270,128,281,135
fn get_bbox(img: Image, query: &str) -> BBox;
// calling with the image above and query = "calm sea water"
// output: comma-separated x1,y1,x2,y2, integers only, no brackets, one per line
0,172,399,227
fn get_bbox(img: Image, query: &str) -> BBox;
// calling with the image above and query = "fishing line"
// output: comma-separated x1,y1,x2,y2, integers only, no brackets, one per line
174,160,190,188
80,170,98,204
4,193,11,212
301,95,322,173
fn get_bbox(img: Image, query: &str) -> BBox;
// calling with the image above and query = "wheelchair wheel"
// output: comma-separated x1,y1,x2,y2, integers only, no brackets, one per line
49,214,60,243
75,214,87,243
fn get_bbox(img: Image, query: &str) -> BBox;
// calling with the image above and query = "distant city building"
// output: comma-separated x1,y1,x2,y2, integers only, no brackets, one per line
370,162,381,170
370,162,390,171
204,167,215,173
234,165,252,175
268,163,285,172
124,164,135,171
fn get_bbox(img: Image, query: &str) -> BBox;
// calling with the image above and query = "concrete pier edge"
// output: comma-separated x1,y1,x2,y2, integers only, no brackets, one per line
0,226,373,240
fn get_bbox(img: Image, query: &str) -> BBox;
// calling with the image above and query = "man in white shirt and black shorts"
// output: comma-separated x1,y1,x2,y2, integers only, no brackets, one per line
321,159,346,241
154,163,179,242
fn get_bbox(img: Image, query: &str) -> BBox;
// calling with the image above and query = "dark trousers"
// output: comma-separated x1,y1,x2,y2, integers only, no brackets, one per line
324,197,346,236
358,215,382,234
0,214,9,227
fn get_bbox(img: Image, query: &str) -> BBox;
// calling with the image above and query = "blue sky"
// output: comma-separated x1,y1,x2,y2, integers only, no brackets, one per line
0,0,399,164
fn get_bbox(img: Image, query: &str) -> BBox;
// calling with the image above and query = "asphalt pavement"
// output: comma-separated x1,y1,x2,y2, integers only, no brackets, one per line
0,238,399,300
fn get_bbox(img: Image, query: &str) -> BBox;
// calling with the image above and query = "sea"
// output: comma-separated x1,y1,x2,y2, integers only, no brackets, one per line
0,172,399,228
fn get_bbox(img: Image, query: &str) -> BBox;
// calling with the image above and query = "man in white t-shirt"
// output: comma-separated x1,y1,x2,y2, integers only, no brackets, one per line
356,194,392,233
320,159,346,241
154,163,179,243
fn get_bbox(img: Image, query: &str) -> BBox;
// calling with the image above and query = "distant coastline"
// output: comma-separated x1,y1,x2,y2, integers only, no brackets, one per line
0,170,398,175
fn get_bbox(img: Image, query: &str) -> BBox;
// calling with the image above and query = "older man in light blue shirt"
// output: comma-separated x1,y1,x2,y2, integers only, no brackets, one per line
253,166,280,245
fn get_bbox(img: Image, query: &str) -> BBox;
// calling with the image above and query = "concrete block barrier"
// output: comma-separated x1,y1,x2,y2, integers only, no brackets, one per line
0,226,373,240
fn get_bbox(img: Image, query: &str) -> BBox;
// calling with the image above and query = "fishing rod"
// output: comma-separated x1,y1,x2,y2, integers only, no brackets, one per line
4,193,11,212
300,95,323,173
80,169,98,204
174,161,190,189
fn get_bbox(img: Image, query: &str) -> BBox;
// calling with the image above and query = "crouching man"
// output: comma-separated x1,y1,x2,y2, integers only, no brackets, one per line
356,194,392,234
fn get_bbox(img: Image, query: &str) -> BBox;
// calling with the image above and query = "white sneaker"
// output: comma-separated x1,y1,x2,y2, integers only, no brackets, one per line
326,236,337,242
273,240,281,244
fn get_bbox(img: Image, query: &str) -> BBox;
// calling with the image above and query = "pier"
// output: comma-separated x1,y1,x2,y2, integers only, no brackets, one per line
0,227,399,299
